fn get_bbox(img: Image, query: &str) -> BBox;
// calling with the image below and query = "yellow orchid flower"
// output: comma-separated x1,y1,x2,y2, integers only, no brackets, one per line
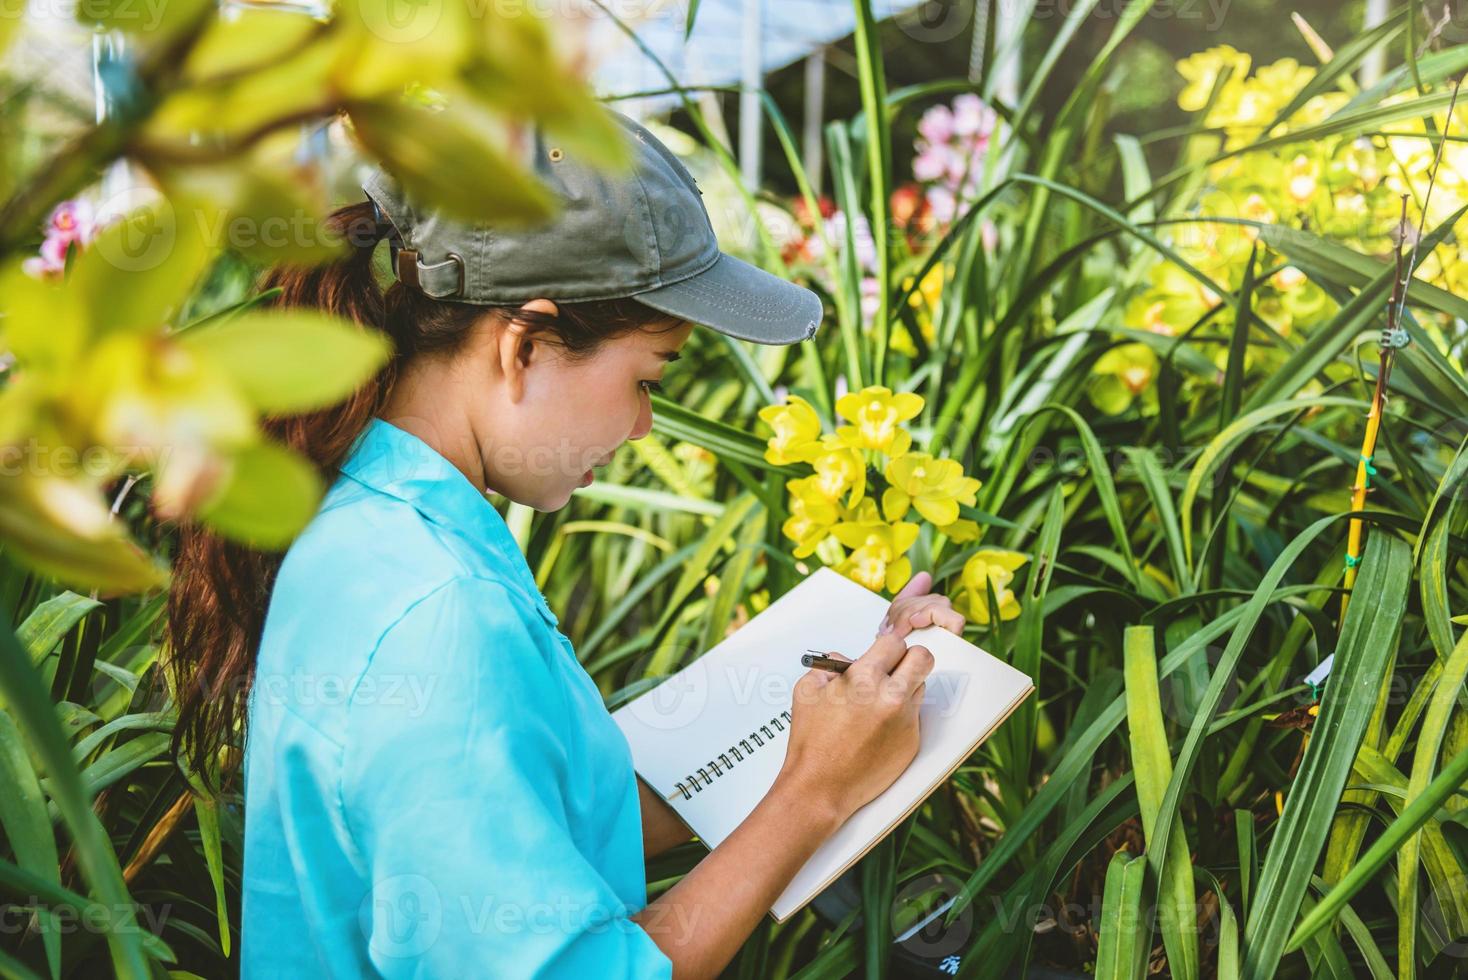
1088,343,1159,416
937,517,981,542
881,452,981,526
782,476,841,558
810,434,867,506
890,323,919,359
757,394,823,465
1176,44,1250,116
835,385,923,455
910,263,945,311
953,548,1028,625
1285,153,1319,204
890,264,945,357
831,515,920,594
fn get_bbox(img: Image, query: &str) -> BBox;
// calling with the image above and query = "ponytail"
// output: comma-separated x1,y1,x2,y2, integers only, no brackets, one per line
164,201,686,793
166,202,401,792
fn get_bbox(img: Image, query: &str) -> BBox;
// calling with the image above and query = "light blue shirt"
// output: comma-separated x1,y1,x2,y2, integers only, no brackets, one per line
241,418,674,979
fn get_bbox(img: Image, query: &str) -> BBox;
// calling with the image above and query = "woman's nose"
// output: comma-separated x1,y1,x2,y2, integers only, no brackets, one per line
629,396,655,441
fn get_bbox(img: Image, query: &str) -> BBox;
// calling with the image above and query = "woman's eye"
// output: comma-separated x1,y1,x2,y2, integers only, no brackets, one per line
640,379,665,395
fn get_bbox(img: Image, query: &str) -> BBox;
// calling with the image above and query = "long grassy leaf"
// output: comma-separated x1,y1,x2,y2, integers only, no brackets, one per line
0,613,151,977
1125,511,1366,951
16,592,100,667
1241,533,1412,978
0,708,61,979
1288,741,1468,953
1125,625,1199,980
1397,623,1468,975
1094,851,1149,980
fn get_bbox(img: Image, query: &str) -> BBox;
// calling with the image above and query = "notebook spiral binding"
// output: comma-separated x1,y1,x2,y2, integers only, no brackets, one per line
671,709,793,801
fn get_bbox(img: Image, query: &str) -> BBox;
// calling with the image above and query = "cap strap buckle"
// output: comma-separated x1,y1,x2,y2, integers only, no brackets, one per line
395,249,466,300
396,248,422,290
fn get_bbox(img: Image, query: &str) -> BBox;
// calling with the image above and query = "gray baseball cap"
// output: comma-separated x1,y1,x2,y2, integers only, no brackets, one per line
360,110,823,345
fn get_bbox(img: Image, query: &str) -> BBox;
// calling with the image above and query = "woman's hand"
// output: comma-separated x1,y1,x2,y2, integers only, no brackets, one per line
877,570,965,639
778,631,934,825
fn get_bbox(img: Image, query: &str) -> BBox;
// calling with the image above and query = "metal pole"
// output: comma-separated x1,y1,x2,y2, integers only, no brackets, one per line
803,49,825,197
1361,0,1388,87
967,0,987,84
739,0,763,191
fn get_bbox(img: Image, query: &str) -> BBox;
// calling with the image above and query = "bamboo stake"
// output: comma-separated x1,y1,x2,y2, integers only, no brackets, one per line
1339,76,1462,625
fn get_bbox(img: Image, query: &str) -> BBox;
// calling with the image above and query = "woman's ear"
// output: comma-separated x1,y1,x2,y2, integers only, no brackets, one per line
497,298,559,402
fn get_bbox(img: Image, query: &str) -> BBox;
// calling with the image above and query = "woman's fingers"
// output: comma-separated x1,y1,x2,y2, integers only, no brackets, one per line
881,594,965,638
904,601,966,635
888,644,933,699
878,572,933,634
892,570,933,602
804,650,853,688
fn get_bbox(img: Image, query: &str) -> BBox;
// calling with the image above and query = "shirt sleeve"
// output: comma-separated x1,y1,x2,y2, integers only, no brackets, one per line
340,576,674,980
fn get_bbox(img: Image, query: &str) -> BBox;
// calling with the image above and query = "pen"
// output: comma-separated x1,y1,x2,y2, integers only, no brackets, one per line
802,649,850,674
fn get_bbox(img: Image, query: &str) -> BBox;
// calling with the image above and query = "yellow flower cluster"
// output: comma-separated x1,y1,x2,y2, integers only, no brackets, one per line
759,386,986,603
890,264,944,358
953,548,1028,625
1093,45,1467,414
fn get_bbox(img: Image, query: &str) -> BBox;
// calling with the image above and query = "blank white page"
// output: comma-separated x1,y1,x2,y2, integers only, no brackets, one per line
611,567,1033,922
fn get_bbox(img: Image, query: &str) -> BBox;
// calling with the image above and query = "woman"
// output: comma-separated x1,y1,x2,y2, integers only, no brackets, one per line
167,110,966,978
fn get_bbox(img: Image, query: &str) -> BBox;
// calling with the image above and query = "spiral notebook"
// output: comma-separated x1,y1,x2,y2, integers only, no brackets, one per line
611,567,1034,923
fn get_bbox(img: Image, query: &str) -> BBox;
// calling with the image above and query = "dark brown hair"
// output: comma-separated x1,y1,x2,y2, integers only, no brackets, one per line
165,200,682,792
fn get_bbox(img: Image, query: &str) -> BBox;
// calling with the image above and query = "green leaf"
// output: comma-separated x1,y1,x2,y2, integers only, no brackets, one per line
0,259,87,372
0,5,18,61
1121,511,1362,952
0,857,174,964
650,395,797,475
162,167,347,267
946,588,1323,921
1263,9,1406,131
851,0,891,385
1244,206,1468,412
0,709,63,979
572,482,723,518
71,711,173,761
1093,853,1148,979
1198,869,1239,980
860,834,897,979
178,310,390,414
197,440,322,549
701,513,764,653
1396,612,1468,974
347,95,557,226
1005,484,1064,785
1289,739,1468,953
193,794,231,957
60,731,170,799
1020,405,1140,586
1241,533,1412,979
73,201,214,336
1124,626,1199,980
16,593,101,666
0,478,168,594
645,493,759,675
1179,397,1362,568
0,611,153,977
1259,221,1468,322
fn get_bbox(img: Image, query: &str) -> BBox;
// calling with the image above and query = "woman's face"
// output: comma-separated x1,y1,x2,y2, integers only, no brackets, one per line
473,302,695,511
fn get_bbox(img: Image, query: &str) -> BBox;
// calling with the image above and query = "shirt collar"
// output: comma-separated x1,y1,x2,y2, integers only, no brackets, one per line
339,418,556,623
